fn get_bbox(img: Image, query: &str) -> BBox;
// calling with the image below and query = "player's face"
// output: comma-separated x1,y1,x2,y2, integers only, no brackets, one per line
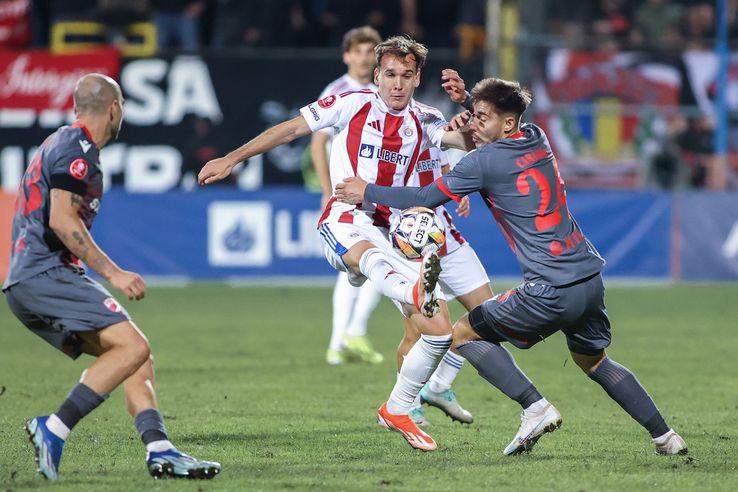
469,101,515,147
344,42,377,82
374,54,420,111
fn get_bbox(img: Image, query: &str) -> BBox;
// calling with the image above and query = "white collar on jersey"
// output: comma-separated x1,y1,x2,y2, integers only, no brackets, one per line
375,93,413,117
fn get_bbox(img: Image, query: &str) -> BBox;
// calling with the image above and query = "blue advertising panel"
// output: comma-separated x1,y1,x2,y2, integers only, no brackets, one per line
679,192,738,280
93,189,676,281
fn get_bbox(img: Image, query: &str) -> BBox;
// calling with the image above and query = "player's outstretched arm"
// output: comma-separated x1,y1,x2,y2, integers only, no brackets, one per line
49,188,145,300
198,115,312,185
335,177,451,210
441,112,475,151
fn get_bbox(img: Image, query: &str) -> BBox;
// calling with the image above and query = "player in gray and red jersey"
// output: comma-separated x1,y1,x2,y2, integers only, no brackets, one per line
3,74,220,480
336,76,688,457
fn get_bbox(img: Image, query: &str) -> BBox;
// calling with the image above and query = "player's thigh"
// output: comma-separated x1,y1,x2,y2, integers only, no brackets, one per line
77,320,150,357
467,283,564,349
318,222,388,285
4,266,131,359
563,275,612,357
438,244,492,306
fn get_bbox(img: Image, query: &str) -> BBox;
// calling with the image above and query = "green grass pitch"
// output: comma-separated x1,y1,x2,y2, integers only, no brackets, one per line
1,282,737,491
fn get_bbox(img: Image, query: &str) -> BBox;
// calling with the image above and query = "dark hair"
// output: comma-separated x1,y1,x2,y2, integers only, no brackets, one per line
471,78,532,118
374,36,428,71
342,26,382,53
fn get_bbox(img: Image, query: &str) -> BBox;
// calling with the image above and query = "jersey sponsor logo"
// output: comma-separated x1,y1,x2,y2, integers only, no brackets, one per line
69,158,88,180
318,95,336,108
103,297,122,312
307,103,320,121
415,157,442,172
79,139,92,153
359,143,410,166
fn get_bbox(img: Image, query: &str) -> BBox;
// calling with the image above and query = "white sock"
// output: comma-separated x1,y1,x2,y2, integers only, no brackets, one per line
524,397,549,413
46,414,70,441
358,248,414,305
345,281,382,337
653,429,674,444
146,439,174,453
329,273,359,351
387,334,452,414
428,351,466,393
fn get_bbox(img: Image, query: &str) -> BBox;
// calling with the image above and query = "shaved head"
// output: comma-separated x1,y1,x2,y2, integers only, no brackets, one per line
73,73,121,116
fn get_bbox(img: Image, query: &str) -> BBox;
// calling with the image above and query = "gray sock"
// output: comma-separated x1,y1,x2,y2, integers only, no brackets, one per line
55,383,107,430
458,340,542,408
589,358,669,438
134,408,169,445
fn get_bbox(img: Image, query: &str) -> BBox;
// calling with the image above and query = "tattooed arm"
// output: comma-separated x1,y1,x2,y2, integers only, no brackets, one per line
49,188,145,300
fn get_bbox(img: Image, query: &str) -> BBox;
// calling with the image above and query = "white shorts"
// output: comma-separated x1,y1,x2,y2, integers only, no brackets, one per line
438,243,490,300
318,222,445,315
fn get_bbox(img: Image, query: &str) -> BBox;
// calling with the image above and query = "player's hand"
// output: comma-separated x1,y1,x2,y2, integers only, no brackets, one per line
109,269,146,301
456,195,471,217
198,156,236,185
445,111,472,132
334,177,367,204
441,69,467,104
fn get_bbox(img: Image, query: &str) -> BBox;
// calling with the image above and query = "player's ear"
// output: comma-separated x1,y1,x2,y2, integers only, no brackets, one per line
414,70,421,88
373,67,379,85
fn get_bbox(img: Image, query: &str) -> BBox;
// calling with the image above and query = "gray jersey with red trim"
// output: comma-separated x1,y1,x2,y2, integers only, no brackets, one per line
3,124,103,290
439,123,604,285
365,123,604,286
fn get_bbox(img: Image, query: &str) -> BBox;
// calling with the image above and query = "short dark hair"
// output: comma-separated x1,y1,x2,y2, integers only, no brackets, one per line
342,26,382,53
375,36,428,71
471,78,532,118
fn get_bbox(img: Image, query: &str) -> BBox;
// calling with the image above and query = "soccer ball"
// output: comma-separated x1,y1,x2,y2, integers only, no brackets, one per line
389,207,446,260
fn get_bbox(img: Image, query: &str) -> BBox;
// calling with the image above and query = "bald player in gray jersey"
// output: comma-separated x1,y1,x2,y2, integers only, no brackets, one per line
335,76,688,457
3,74,220,481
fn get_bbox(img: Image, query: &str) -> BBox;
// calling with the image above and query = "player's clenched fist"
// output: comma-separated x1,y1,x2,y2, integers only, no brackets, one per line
445,111,473,132
109,269,146,300
198,156,236,185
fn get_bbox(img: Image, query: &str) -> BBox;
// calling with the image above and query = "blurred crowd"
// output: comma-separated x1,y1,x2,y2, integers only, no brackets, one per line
0,0,485,53
546,0,734,54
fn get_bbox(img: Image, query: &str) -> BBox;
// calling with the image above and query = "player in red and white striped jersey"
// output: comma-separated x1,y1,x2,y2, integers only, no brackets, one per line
398,147,494,426
310,27,385,367
199,36,475,452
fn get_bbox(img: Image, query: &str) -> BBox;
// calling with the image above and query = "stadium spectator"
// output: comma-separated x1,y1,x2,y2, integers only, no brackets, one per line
629,0,685,50
152,0,204,51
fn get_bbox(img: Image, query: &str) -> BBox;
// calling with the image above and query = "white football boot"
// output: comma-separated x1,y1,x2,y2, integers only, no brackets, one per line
654,430,688,455
503,402,562,455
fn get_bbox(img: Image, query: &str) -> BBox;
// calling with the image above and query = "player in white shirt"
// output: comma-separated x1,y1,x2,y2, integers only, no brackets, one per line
400,147,494,427
311,27,385,367
199,36,475,452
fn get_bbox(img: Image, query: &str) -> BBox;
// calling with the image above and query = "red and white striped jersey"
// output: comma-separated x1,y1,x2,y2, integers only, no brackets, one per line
300,90,447,229
404,147,466,256
317,74,375,137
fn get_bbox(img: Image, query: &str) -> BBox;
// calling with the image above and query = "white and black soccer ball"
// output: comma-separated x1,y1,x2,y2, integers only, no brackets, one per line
389,207,446,260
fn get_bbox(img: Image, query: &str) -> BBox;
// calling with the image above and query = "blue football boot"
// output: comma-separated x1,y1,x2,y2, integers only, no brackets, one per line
25,416,64,480
147,447,221,479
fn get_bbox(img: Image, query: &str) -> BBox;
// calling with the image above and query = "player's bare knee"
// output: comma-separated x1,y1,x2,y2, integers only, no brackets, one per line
452,314,479,347
570,350,606,375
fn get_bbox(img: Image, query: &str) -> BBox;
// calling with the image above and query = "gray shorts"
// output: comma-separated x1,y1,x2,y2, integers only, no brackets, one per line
468,273,611,356
4,266,130,360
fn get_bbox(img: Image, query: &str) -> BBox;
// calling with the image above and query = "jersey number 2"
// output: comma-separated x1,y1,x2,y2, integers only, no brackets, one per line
515,158,566,232
16,153,43,216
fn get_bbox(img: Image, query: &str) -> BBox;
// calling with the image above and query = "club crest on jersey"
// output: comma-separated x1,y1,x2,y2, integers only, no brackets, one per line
103,297,122,312
402,126,414,137
69,159,88,180
318,95,336,108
